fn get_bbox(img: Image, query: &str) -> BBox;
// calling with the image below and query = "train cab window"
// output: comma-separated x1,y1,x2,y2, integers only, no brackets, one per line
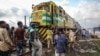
54,6,57,14
45,5,50,12
38,6,42,10
59,9,62,13
59,9,62,16
64,11,65,15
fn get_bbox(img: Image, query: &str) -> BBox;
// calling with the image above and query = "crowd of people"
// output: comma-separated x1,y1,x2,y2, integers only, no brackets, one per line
0,20,78,56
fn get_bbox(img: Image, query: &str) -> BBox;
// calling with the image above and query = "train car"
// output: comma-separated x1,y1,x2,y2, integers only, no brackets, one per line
31,1,77,41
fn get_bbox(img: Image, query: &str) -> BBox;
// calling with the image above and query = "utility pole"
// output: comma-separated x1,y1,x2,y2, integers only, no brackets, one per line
24,16,26,26
29,17,30,26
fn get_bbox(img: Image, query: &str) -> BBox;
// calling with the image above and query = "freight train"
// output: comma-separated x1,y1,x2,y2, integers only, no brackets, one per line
31,1,78,41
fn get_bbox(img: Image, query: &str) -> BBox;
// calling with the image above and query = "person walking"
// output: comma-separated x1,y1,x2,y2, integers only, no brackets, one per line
29,23,42,56
6,24,11,37
0,21,14,56
68,30,76,49
14,21,26,56
46,26,53,49
54,30,67,56
45,27,53,56
27,22,33,51
10,27,15,43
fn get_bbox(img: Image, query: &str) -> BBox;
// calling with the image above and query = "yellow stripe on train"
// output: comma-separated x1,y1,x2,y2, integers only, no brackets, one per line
41,28,46,36
37,27,47,40
38,28,43,33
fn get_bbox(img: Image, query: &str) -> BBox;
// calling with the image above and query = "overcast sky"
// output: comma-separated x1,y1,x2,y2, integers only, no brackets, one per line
0,0,100,28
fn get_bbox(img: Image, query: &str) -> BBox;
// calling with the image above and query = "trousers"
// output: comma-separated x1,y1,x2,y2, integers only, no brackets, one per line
16,41,25,56
0,51,9,56
31,39,42,56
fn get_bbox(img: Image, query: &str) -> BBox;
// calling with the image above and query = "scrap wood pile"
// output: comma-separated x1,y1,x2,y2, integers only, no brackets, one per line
74,41,97,53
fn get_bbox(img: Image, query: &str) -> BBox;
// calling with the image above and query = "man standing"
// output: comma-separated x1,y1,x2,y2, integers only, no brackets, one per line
29,23,42,56
14,21,26,56
68,30,76,49
46,27,53,49
0,21,14,56
54,30,67,56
